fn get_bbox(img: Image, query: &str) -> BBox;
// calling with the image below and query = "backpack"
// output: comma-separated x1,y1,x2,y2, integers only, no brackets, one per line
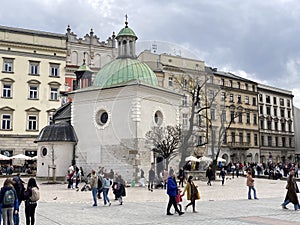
3,189,15,205
29,187,40,202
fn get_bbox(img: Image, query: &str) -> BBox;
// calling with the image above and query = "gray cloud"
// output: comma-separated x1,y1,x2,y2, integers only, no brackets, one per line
1,0,299,106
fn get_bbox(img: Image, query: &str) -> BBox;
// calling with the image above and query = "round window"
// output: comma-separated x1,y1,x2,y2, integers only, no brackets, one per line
154,110,163,126
96,110,109,126
41,147,47,157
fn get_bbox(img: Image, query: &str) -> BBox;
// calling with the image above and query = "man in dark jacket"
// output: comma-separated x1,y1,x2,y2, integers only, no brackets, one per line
166,175,184,216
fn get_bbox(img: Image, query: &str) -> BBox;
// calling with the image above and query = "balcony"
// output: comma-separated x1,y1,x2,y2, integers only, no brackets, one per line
227,142,251,150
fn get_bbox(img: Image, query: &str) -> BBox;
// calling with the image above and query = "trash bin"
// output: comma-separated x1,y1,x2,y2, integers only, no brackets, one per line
131,180,135,187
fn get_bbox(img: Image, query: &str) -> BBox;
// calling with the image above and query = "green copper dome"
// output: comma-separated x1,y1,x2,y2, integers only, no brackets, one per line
117,26,137,39
93,58,158,88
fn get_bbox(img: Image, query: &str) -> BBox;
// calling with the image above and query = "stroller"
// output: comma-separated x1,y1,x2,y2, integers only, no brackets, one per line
80,173,92,191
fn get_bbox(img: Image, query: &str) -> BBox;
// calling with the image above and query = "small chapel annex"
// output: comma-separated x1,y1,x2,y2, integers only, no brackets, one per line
35,20,182,181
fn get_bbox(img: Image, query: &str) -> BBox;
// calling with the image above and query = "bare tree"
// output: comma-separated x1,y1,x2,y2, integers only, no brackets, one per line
177,73,219,167
145,125,181,169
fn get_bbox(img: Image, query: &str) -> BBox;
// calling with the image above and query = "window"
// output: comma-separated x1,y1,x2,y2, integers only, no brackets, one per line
247,133,251,144
210,108,215,120
182,95,187,106
274,107,277,116
220,78,224,86
288,123,292,132
3,58,14,72
259,94,263,102
275,137,278,147
245,96,249,104
287,110,291,118
260,120,264,129
29,86,38,99
231,132,235,143
168,77,173,86
287,99,291,107
260,105,263,114
267,120,271,130
281,122,285,131
237,95,242,103
2,84,12,98
274,121,278,131
27,115,37,130
221,92,226,101
266,95,270,104
50,87,58,100
289,138,292,147
252,97,257,106
282,137,286,147
228,80,232,87
221,110,226,123
273,97,277,105
238,112,242,123
245,83,248,90
268,136,272,147
50,63,60,77
1,114,11,130
280,98,284,106
183,79,187,88
253,114,257,125
237,82,240,89
254,134,258,146
246,112,250,124
223,132,227,144
239,132,243,143
229,94,234,102
209,90,214,99
196,114,201,126
280,109,285,118
230,111,235,123
154,111,163,126
266,106,271,115
261,135,265,146
209,76,214,84
29,61,39,75
196,136,202,146
182,113,188,129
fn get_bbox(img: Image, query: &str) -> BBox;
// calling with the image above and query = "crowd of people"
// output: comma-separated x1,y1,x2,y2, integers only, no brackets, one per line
67,165,126,207
0,174,39,225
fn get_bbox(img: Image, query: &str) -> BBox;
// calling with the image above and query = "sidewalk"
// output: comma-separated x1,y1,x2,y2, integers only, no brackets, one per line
5,176,300,225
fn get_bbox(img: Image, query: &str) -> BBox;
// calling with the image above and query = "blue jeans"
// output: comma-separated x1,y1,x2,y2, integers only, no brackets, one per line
248,186,257,199
282,199,300,210
92,187,98,206
103,188,110,205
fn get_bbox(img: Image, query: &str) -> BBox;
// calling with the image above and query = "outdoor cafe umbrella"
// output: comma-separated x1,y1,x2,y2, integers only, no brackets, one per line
10,154,32,160
199,156,213,162
185,155,201,162
0,154,10,160
217,157,226,162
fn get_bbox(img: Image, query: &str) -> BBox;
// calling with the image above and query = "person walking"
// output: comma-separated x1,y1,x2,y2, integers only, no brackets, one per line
246,171,258,200
90,169,98,207
0,178,19,225
113,175,126,205
12,173,25,225
219,167,226,186
166,174,184,216
206,166,213,186
281,173,300,210
23,178,39,225
182,176,200,213
148,167,155,192
178,167,185,188
102,173,111,206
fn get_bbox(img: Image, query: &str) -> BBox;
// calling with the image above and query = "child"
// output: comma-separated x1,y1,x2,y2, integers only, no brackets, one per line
175,188,182,212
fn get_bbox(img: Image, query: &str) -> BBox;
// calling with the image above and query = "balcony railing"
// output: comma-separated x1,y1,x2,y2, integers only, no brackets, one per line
227,142,251,149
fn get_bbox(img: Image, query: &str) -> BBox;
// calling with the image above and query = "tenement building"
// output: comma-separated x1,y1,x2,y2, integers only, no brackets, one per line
257,84,295,163
211,69,260,163
0,25,67,158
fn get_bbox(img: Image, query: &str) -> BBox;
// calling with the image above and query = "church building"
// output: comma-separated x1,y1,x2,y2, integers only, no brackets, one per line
35,20,182,181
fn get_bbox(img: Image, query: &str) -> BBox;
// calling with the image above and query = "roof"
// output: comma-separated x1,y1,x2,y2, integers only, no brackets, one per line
93,58,158,88
52,102,71,122
116,26,137,39
34,122,78,143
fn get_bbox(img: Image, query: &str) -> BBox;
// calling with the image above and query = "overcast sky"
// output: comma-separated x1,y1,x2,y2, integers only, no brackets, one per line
1,0,300,107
